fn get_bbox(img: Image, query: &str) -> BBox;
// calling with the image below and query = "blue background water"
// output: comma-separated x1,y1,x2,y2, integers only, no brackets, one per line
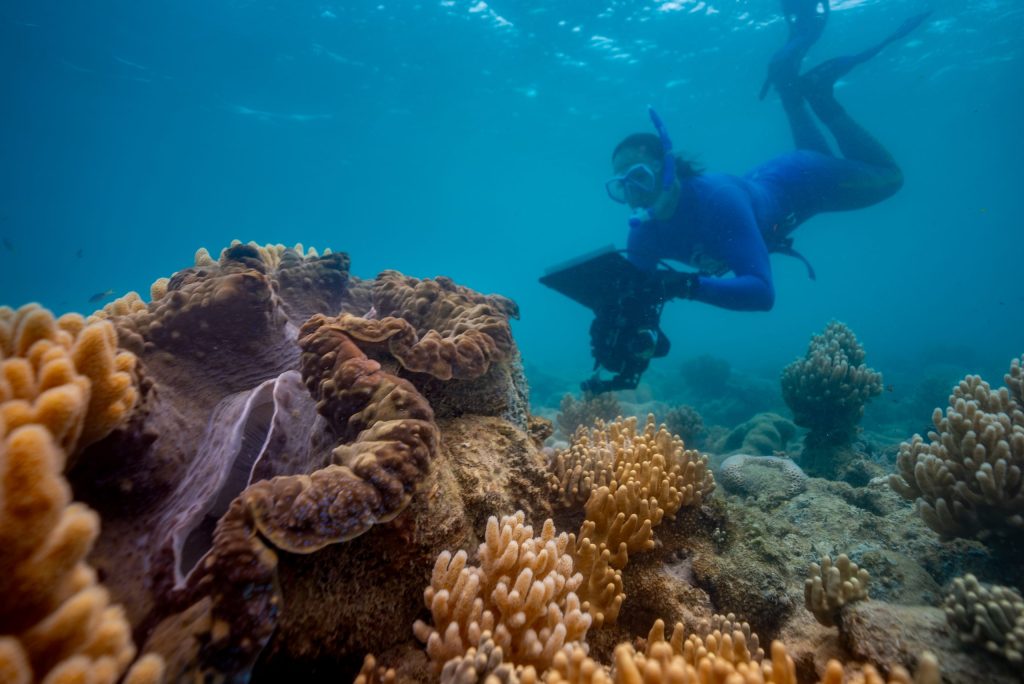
1,0,1021,399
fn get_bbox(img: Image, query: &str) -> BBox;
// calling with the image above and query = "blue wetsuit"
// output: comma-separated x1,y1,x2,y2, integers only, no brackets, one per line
622,6,925,312
626,148,903,312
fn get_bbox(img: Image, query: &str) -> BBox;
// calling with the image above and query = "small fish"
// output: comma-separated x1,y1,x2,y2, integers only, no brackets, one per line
885,384,895,393
2,237,13,252
76,248,84,258
88,289,115,303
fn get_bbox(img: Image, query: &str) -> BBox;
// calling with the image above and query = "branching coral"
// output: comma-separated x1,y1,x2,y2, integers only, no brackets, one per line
663,405,706,450
354,654,397,684
0,304,137,467
782,322,882,449
943,574,1024,665
556,394,621,438
413,511,591,672
548,639,938,684
553,416,714,627
439,631,537,684
0,417,163,684
889,357,1024,544
804,554,870,627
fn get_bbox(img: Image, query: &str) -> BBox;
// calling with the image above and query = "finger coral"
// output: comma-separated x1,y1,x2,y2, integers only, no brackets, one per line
556,393,621,439
943,574,1024,665
804,554,871,627
413,511,592,672
782,322,882,479
889,356,1024,545
0,304,137,466
554,415,713,627
0,418,162,684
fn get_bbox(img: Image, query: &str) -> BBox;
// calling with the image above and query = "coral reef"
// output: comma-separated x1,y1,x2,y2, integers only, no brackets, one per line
715,413,797,457
2,241,531,682
889,357,1023,551
718,454,808,501
662,404,706,449
556,393,621,439
413,512,591,672
943,574,1023,665
7,239,1021,684
782,322,883,480
804,554,871,627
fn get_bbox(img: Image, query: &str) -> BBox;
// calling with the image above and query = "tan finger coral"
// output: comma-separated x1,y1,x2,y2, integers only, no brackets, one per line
889,356,1024,544
0,419,162,684
943,574,1024,665
0,304,137,464
440,631,538,684
557,416,714,628
413,511,592,672
804,554,870,627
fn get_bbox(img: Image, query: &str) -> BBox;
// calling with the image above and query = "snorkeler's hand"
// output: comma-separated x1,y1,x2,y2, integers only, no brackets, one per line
653,270,700,301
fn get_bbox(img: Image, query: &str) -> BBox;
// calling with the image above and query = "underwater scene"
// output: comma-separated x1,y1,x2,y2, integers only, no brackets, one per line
1,0,1022,682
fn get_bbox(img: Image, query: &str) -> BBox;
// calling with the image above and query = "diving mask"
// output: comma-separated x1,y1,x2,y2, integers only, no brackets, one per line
606,163,658,206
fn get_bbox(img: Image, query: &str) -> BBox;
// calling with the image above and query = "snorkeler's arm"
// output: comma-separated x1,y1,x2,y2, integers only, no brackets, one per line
625,221,660,272
692,186,775,311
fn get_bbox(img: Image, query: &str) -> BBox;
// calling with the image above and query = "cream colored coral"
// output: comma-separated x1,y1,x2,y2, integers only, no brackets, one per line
566,535,622,629
805,554,870,627
542,645,610,684
413,512,591,672
547,637,936,684
557,416,713,628
0,419,163,684
91,292,148,320
781,321,882,437
353,654,396,684
889,360,1024,541
943,574,1024,665
548,430,617,509
440,631,538,684
644,617,764,673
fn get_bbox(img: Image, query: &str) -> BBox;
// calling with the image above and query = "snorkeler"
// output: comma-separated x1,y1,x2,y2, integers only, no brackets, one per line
605,1,932,313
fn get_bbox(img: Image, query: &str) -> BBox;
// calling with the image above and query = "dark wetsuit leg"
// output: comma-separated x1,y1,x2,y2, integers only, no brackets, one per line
755,11,931,225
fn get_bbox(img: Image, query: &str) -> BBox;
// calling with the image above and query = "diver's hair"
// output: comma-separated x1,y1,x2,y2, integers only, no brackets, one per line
612,133,702,178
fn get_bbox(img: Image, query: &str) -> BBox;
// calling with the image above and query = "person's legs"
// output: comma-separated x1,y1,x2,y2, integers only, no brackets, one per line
801,11,931,170
762,0,833,155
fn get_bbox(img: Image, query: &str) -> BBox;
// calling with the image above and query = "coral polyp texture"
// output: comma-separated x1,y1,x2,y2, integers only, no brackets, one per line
889,356,1024,546
943,574,1024,665
0,413,162,683
551,415,715,628
413,511,592,672
781,321,882,479
804,554,871,627
0,304,138,466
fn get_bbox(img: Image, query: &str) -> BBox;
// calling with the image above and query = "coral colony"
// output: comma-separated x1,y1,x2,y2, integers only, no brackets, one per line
2,241,1021,683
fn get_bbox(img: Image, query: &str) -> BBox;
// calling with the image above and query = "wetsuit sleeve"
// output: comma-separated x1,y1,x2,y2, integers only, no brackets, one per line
626,221,660,272
694,186,775,311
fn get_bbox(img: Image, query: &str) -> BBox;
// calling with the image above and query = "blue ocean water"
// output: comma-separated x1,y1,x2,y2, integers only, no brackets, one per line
1,0,1021,397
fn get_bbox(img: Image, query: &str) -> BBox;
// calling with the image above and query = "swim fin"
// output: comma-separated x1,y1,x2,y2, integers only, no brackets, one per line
759,0,831,100
800,10,932,97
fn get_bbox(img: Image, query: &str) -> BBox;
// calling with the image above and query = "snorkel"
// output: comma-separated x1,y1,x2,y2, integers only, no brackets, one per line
629,106,676,229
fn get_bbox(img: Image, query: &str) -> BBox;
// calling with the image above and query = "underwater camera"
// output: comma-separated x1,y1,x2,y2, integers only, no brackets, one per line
540,246,670,394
